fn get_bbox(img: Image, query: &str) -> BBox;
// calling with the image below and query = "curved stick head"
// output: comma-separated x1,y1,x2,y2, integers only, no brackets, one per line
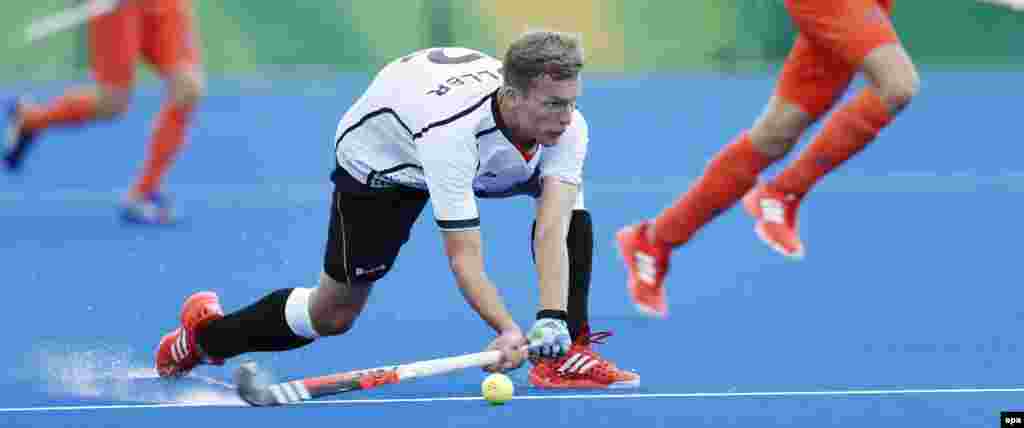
235,362,279,407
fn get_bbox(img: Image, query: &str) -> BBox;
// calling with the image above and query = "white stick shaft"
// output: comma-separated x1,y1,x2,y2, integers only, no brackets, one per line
25,0,120,43
977,0,1024,10
395,350,503,381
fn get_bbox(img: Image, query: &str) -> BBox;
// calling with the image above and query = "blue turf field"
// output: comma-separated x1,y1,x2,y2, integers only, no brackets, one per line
2,71,1023,426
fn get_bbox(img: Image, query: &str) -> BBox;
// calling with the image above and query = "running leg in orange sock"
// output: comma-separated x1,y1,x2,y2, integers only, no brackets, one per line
20,90,100,133
131,103,193,196
770,89,893,197
653,132,775,247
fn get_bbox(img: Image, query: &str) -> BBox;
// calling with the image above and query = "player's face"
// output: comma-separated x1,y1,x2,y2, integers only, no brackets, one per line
519,75,580,147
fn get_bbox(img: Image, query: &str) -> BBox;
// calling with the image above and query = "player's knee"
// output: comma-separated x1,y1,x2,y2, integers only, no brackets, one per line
749,123,801,159
95,88,132,118
311,272,372,336
880,73,919,114
863,45,919,114
171,70,205,106
749,99,811,158
316,315,357,337
310,294,361,337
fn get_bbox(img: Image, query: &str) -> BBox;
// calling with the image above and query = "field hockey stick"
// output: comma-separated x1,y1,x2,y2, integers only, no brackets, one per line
24,0,121,44
235,349,507,406
976,0,1024,11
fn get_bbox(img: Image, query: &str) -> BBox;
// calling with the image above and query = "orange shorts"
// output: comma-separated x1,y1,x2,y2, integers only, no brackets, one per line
776,0,900,118
89,0,201,88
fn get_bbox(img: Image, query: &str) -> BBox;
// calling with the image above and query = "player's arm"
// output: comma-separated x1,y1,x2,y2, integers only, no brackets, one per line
441,227,526,371
532,176,577,314
534,111,589,308
416,127,522,336
526,110,589,358
441,229,519,334
418,126,526,370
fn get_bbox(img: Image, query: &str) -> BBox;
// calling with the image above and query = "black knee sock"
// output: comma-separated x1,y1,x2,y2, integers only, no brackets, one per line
566,210,593,341
198,289,315,360
532,209,593,342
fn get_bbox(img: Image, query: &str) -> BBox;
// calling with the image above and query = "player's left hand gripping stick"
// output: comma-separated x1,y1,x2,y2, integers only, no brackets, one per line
527,313,572,358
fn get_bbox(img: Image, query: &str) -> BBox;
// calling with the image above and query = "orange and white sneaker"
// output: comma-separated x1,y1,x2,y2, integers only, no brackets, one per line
155,291,225,378
616,221,671,318
529,328,640,389
742,184,805,259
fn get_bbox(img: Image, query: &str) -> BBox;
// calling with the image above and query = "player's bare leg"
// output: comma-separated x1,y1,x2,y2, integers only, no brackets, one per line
6,2,138,172
156,272,374,378
618,95,808,315
860,44,919,116
747,0,917,258
749,97,814,160
122,66,205,224
754,44,918,257
4,85,128,172
618,32,852,314
121,0,202,224
308,272,373,336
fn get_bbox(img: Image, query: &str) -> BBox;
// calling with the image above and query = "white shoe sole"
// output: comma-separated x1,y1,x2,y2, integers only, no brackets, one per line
754,223,805,260
633,302,667,319
608,378,642,389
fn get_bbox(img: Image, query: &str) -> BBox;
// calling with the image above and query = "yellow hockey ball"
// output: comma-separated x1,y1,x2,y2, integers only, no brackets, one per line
481,373,514,405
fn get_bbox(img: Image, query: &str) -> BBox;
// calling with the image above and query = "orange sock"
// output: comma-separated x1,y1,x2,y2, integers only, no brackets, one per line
132,103,193,195
653,132,775,247
770,89,893,197
21,91,99,132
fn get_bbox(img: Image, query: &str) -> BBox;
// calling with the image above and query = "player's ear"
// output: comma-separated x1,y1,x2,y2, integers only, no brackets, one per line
502,86,523,105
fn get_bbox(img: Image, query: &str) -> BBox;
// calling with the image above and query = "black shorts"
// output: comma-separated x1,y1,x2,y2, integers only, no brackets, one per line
323,167,429,283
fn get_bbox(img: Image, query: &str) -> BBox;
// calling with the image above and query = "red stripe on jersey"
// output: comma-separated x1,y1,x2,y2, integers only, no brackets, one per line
516,143,537,162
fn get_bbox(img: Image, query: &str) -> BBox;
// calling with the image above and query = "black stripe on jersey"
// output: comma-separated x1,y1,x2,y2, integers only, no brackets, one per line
437,218,481,231
490,90,516,142
335,108,414,150
413,90,497,140
374,163,422,175
365,163,422,187
475,126,499,138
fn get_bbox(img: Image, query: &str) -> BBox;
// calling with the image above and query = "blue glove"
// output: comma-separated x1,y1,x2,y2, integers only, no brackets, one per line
527,313,571,359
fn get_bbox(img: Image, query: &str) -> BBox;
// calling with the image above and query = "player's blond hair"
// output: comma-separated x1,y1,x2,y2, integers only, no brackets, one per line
502,30,584,95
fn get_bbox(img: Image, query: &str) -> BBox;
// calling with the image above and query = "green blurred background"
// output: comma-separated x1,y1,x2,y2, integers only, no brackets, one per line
1,0,1021,82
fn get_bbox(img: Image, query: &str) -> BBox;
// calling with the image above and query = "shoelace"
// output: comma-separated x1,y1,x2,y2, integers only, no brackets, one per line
552,331,619,376
573,331,615,362
580,331,613,346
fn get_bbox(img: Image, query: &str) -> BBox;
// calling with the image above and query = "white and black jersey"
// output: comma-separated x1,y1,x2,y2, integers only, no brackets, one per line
332,47,589,232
